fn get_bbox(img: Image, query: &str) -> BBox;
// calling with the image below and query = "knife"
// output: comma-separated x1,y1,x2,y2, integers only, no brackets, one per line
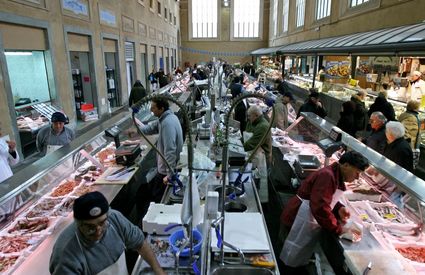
114,167,135,178
110,167,126,176
362,261,372,275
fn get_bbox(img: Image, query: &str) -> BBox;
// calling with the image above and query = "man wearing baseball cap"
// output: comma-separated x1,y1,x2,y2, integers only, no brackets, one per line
50,191,165,275
36,111,75,155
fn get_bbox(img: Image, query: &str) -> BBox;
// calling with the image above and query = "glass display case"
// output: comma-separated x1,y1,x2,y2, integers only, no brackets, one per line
287,75,425,145
274,112,425,274
0,81,194,274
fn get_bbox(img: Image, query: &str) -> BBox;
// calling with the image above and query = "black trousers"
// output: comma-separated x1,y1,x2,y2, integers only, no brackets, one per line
136,173,167,227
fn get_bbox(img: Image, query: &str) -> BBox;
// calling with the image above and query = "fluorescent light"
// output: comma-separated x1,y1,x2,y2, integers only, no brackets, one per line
5,52,33,56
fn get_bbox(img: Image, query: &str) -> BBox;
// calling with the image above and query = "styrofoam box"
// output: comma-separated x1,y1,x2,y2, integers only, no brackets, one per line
142,203,183,235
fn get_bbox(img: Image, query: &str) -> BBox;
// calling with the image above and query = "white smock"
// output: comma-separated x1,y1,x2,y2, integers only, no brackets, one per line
75,224,129,275
0,138,19,183
280,189,344,267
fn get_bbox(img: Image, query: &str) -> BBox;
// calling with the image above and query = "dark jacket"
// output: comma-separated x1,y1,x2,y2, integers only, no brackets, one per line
235,101,249,134
367,96,396,121
229,83,244,98
244,115,271,157
351,95,368,132
365,125,387,154
148,72,157,84
231,83,248,134
337,101,356,136
297,99,327,118
129,86,147,106
383,137,413,172
159,75,169,88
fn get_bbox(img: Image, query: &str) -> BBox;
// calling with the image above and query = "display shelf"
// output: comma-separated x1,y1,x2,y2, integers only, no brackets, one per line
276,112,425,274
106,68,119,107
0,78,195,274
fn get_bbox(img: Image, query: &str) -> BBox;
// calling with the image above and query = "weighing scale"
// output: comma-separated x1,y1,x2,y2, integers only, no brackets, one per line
317,127,343,166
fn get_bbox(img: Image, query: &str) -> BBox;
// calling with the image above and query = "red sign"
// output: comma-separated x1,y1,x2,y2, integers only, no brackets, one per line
83,76,90,82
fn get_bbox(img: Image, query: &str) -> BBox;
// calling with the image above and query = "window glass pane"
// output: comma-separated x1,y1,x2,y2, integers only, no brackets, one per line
296,0,305,27
233,0,260,38
191,0,217,38
273,0,278,37
351,0,369,7
316,0,331,20
282,0,289,33
5,51,51,103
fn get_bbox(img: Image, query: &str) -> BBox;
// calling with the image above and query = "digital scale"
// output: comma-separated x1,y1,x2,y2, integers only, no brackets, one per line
115,144,142,166
105,125,141,166
317,127,343,166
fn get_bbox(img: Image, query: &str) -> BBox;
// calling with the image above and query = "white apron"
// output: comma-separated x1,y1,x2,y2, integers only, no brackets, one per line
97,252,128,275
45,128,72,155
46,145,62,154
75,225,129,275
280,189,344,267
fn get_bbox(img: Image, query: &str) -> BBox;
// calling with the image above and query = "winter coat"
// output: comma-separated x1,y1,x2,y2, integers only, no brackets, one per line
367,96,396,121
364,125,387,154
383,137,413,172
399,110,421,149
337,101,357,136
351,95,368,132
297,99,327,118
129,86,147,106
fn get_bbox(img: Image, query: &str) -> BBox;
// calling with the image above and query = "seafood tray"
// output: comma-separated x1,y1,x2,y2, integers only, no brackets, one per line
52,196,76,217
71,183,95,197
0,254,24,275
6,217,54,235
369,202,415,225
49,180,79,197
24,198,63,219
0,234,44,254
349,201,380,223
391,242,425,273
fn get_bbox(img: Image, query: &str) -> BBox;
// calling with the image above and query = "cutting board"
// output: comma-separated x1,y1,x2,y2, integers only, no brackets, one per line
344,250,417,275
211,212,270,253
94,166,138,185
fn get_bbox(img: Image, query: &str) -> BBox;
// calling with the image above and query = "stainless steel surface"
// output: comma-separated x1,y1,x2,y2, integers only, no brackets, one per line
210,265,275,275
221,240,245,264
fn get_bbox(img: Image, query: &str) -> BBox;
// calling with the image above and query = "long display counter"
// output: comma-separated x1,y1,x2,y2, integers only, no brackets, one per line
271,112,425,274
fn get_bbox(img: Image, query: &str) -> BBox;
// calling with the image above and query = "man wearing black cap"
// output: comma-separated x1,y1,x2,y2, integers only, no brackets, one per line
36,112,75,155
50,191,165,275
272,91,294,130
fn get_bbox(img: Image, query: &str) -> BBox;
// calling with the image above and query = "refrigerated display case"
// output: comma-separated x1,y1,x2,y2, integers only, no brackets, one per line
286,75,425,130
0,81,194,274
273,112,425,274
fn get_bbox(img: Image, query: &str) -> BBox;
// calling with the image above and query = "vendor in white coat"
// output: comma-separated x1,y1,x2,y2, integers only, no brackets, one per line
36,112,75,156
0,128,20,218
0,128,19,183
409,71,425,104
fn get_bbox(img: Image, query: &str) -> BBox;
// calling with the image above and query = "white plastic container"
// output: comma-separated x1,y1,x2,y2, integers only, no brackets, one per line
142,203,183,235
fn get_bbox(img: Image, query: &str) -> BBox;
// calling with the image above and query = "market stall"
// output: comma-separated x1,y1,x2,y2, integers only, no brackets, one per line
271,112,425,274
250,47,282,84
0,78,193,274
